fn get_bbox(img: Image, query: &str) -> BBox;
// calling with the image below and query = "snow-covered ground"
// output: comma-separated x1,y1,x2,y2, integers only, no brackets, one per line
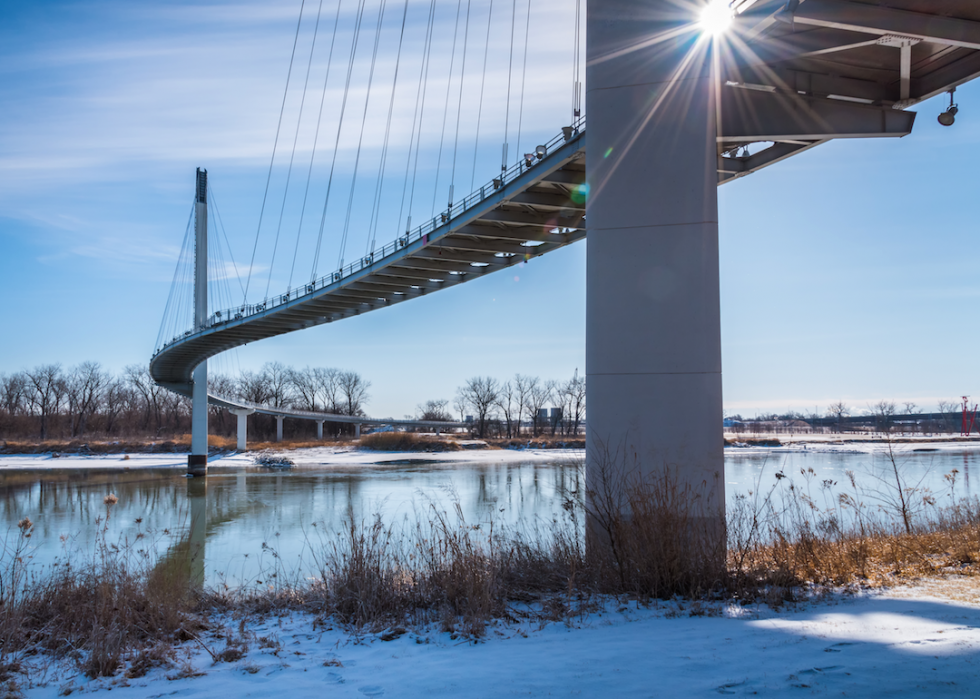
0,446,577,471
2,439,978,470
19,582,980,698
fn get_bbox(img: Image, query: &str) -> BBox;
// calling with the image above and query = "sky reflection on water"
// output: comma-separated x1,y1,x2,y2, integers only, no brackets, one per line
0,448,975,586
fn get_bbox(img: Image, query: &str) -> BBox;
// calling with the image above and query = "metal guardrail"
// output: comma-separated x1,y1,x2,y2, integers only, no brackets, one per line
154,117,586,355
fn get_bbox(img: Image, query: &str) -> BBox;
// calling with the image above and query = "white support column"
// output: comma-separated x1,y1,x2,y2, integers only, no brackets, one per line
276,415,284,442
316,420,324,440
229,408,255,451
188,168,209,477
586,1,724,539
354,423,361,439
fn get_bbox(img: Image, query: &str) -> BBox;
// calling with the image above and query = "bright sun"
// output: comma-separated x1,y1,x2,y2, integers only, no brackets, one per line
699,0,733,36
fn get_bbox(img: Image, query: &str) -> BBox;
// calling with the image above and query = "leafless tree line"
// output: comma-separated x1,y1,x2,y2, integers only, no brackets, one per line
728,399,968,435
0,362,371,442
415,371,586,439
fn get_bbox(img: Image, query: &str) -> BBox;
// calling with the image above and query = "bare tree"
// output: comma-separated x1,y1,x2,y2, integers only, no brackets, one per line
937,399,958,434
337,370,370,416
453,391,468,423
902,401,919,435
125,364,164,433
262,362,293,409
290,366,320,411
514,374,536,437
874,400,897,434
558,369,586,435
101,377,128,435
314,367,340,413
65,361,110,437
416,399,452,422
459,376,500,438
237,369,271,405
495,381,517,438
527,379,552,436
0,372,27,434
24,364,66,439
826,400,849,434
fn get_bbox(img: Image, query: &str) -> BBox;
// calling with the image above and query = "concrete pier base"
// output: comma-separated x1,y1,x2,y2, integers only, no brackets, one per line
354,424,361,439
585,1,725,551
276,415,284,442
316,420,324,440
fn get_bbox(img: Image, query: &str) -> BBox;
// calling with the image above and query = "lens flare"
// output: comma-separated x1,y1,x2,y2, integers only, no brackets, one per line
699,0,733,37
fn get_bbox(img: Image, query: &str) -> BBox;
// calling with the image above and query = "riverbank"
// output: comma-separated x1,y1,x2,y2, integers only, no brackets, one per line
10,579,980,698
0,445,578,470
3,436,980,470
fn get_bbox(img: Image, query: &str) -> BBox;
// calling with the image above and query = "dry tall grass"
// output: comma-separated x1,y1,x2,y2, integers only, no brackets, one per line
0,498,205,680
2,450,977,683
359,432,461,452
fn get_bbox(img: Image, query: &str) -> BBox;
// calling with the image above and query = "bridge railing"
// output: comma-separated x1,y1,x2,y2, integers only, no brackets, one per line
154,117,585,355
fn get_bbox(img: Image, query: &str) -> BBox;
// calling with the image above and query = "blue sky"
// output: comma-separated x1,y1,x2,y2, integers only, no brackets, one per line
1,0,978,419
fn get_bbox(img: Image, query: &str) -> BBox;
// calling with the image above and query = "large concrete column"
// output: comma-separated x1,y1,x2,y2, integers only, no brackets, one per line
188,168,209,477
275,415,284,442
586,3,724,519
230,408,255,450
354,424,361,439
316,420,324,440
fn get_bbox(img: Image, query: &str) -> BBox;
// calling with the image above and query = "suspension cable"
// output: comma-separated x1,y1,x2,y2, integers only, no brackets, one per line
470,0,494,191
399,0,439,234
310,0,370,282
515,0,530,157
366,0,411,255
448,0,472,208
243,0,307,304
266,0,326,300
156,202,195,350
337,0,388,270
502,0,516,171
289,0,345,291
573,0,581,121
208,182,245,299
430,0,465,217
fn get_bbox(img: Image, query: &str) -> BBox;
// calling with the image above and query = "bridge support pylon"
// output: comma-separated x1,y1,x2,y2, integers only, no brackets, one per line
585,2,724,564
230,408,255,451
316,420,324,440
354,424,361,440
188,167,209,477
275,415,284,442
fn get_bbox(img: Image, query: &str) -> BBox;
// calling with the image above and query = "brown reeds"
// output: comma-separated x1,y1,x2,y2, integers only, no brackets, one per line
1,450,978,684
0,499,205,680
359,432,461,452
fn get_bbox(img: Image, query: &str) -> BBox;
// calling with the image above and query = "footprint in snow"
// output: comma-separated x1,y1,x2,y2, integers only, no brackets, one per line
358,685,385,697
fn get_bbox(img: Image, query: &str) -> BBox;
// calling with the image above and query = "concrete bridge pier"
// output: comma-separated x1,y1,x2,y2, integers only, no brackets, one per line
585,1,724,550
276,415,284,442
316,420,324,440
354,424,361,439
188,167,209,478
229,408,255,450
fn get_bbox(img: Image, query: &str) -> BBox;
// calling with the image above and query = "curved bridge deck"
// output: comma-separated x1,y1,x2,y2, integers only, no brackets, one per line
151,123,587,398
